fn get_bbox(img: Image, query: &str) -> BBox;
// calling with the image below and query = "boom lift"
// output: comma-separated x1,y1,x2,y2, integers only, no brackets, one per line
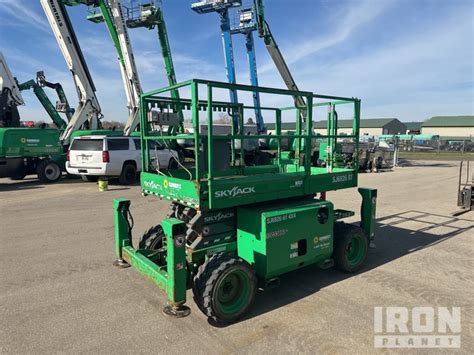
0,53,69,182
40,0,103,143
0,52,23,128
72,0,182,136
123,0,183,134
191,0,265,134
36,71,74,122
192,1,242,132
17,71,72,133
254,0,307,122
80,0,143,136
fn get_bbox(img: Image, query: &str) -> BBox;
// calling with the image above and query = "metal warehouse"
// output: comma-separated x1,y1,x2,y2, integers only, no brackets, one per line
422,116,474,138
266,118,407,136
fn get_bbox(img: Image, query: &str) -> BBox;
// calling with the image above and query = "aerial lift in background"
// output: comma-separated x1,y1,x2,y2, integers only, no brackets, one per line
18,71,73,133
81,0,144,136
0,53,72,182
1,0,106,183
0,53,24,128
192,0,307,132
40,0,103,143
66,0,183,137
191,0,253,133
253,0,307,122
191,0,312,165
122,0,184,134
36,71,74,122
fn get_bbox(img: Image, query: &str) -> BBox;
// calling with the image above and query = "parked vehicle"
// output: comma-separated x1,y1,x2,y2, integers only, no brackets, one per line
66,135,179,184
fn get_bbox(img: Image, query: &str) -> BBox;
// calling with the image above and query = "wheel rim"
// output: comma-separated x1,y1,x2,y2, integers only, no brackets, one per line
216,269,251,315
345,235,365,266
45,163,60,180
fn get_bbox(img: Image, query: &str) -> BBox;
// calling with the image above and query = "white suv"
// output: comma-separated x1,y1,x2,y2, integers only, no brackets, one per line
66,135,179,185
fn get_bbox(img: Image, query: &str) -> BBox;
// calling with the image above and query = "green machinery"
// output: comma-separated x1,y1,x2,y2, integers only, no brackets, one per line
18,71,73,133
0,53,70,182
113,79,377,323
80,0,183,135
0,128,64,181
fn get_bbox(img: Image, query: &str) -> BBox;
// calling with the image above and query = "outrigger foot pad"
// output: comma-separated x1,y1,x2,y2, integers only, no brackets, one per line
163,304,191,318
113,258,131,268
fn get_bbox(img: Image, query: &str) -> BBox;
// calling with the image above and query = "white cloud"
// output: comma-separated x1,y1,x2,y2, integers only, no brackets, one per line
0,0,49,33
254,2,474,120
258,0,395,74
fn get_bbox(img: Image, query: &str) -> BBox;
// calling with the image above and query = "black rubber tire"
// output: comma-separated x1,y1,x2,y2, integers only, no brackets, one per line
10,167,26,180
37,159,61,183
333,223,368,273
192,253,257,323
119,163,137,185
138,225,164,250
81,175,99,182
192,262,207,314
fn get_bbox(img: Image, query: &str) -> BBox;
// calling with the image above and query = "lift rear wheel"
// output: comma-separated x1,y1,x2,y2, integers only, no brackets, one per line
37,159,61,183
193,253,257,323
334,223,368,272
138,225,164,250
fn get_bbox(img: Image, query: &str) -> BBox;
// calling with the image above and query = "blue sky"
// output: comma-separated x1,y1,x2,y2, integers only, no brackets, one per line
0,0,473,123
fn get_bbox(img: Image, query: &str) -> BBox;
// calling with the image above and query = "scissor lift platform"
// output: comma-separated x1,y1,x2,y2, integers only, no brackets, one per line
139,79,361,210
141,166,357,210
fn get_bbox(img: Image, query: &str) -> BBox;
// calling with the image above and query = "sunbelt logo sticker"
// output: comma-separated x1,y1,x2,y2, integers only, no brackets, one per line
215,186,255,198
20,138,40,144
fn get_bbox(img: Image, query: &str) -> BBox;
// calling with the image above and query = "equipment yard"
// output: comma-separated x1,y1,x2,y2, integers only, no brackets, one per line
1,160,472,353
1,0,472,352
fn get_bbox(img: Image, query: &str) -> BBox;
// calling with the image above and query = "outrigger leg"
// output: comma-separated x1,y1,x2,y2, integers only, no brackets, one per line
358,188,377,248
113,198,191,318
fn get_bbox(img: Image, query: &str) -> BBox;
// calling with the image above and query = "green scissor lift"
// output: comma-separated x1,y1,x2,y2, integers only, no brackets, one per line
114,79,377,323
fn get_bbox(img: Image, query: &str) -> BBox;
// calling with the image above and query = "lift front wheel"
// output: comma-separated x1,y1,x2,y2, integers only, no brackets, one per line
193,253,257,324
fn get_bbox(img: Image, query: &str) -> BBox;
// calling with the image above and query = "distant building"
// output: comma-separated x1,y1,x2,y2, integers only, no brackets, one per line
404,122,422,134
314,118,406,136
265,118,406,136
265,122,297,134
422,116,474,138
